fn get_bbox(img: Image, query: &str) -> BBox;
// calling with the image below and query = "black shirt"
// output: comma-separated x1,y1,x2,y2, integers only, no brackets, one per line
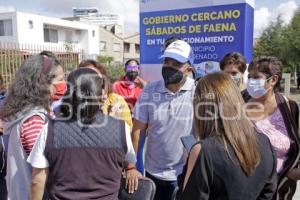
177,133,277,200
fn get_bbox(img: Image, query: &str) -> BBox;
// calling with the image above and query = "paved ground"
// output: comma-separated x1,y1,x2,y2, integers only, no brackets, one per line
295,185,300,199
289,85,300,103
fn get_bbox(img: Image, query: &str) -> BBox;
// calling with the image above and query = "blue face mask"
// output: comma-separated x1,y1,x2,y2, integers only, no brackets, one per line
247,77,272,99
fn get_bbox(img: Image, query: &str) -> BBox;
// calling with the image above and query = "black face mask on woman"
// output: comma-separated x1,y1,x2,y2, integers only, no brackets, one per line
162,66,184,85
126,71,139,82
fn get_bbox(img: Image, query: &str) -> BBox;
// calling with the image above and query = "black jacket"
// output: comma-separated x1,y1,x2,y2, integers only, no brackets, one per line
177,133,277,200
274,93,300,200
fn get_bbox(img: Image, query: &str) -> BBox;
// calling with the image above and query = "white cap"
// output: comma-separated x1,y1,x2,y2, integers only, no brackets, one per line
161,40,194,64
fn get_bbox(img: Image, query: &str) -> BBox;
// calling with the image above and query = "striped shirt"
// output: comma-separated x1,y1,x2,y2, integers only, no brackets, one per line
21,115,45,155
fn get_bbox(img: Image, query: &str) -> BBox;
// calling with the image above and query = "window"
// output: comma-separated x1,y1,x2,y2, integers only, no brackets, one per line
28,20,33,29
113,43,121,52
0,19,13,36
65,30,73,43
124,42,130,53
44,27,58,43
135,44,140,54
100,41,107,51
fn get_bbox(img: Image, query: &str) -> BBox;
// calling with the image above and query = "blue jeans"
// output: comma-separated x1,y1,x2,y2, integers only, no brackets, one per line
146,172,177,200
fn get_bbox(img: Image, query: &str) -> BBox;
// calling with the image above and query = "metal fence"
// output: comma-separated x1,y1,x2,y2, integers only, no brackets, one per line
0,41,84,87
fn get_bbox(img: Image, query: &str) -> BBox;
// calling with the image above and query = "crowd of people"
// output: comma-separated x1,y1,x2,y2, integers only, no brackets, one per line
0,38,298,200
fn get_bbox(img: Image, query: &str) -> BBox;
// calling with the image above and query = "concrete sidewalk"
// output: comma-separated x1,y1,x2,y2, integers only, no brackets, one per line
295,184,300,199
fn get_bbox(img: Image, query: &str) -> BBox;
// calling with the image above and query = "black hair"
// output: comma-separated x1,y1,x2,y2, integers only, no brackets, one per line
125,59,140,66
60,68,105,125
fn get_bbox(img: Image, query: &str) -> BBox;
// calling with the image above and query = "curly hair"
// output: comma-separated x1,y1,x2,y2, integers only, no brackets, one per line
0,54,60,120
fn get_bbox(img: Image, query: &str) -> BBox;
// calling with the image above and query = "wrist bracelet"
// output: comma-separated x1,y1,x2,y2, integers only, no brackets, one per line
126,166,136,171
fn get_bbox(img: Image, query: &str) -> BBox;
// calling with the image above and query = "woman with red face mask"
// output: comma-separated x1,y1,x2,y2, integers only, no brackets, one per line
40,51,67,114
0,54,65,200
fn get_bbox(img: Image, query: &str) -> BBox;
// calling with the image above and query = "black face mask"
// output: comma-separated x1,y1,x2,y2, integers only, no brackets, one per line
162,66,184,85
126,71,139,82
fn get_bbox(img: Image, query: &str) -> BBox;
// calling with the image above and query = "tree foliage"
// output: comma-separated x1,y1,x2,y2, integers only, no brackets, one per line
104,65,124,83
97,55,114,65
96,55,124,82
254,10,300,73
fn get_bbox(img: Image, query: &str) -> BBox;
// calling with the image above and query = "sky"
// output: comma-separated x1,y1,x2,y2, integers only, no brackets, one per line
0,0,299,37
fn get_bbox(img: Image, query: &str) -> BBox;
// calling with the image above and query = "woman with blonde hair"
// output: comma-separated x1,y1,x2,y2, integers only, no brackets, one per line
176,72,277,200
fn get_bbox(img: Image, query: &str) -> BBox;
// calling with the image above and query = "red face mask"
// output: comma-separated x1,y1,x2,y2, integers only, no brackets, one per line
52,81,67,101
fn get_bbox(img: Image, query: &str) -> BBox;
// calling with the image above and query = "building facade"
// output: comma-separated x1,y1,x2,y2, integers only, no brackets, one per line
0,10,140,65
123,33,140,62
99,27,124,65
0,11,99,56
99,28,140,65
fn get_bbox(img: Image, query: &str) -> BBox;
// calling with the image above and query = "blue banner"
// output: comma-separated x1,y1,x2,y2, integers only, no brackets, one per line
140,3,254,75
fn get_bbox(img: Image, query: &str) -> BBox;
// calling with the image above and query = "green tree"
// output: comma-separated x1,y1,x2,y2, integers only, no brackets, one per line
254,17,286,60
285,10,300,72
97,55,114,65
254,10,300,75
104,65,124,83
97,55,124,82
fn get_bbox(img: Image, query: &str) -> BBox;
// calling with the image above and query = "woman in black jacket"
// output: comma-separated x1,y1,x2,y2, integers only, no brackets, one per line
177,72,277,200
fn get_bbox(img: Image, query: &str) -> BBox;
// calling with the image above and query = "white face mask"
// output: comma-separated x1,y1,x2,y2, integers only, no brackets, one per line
231,74,242,86
247,77,272,99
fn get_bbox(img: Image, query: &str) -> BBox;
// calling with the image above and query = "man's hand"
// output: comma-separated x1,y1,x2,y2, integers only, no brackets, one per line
125,167,143,194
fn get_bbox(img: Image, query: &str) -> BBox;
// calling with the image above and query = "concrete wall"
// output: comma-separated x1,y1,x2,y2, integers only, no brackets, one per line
99,27,124,64
124,34,140,61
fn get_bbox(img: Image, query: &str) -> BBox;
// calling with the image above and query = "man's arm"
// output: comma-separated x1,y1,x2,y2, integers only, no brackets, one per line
125,119,148,193
31,167,48,200
131,119,147,154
